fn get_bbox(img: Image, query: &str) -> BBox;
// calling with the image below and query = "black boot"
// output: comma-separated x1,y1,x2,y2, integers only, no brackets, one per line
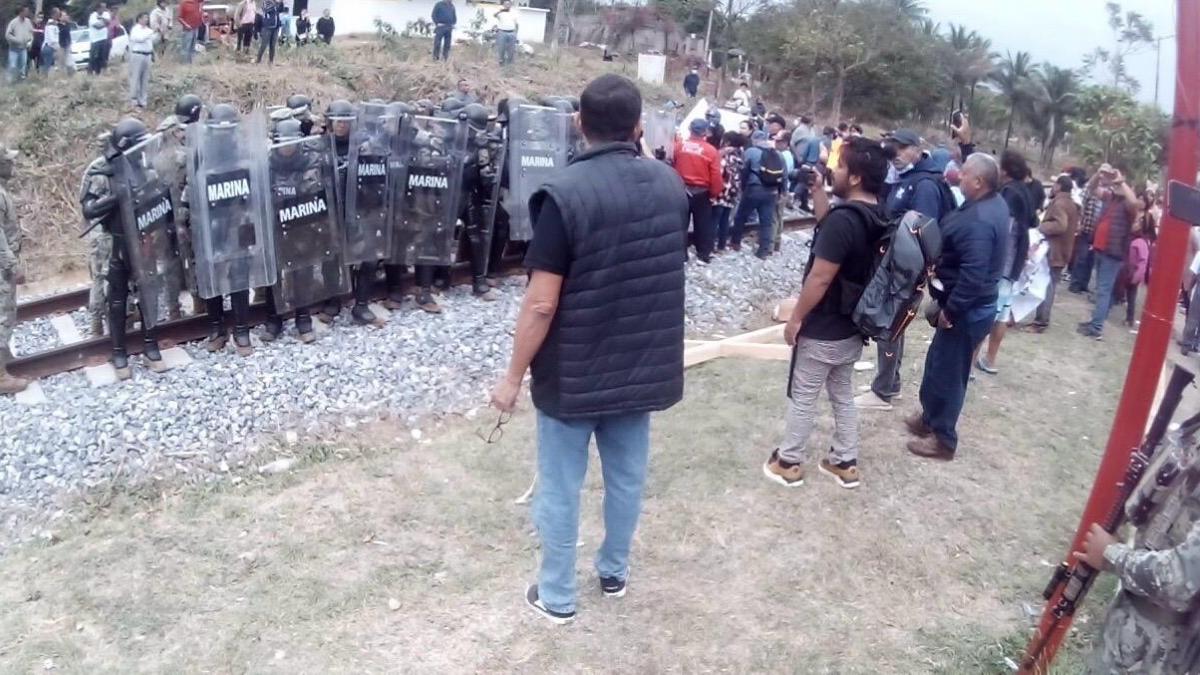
383,264,406,310
296,311,316,343
351,302,383,326
205,297,227,352
473,275,497,301
111,349,132,380
318,297,341,322
416,288,442,314
143,339,168,373
233,326,253,357
260,316,284,342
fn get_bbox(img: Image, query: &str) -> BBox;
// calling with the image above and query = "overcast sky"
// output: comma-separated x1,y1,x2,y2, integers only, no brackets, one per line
920,0,1178,110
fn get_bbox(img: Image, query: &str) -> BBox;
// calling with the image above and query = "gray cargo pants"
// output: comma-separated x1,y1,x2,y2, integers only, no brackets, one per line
779,335,863,465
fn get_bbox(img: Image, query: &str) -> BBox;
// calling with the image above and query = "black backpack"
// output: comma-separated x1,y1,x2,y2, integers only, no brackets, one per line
838,203,942,342
756,149,786,188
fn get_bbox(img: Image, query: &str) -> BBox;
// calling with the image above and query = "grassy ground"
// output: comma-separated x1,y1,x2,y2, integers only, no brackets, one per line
0,289,1136,672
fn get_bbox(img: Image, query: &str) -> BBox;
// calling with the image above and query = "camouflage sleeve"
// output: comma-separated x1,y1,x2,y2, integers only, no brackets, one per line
0,223,15,271
0,190,18,259
1105,520,1200,609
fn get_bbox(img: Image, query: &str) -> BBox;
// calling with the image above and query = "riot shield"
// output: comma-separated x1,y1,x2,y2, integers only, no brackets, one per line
643,108,676,162
267,135,351,314
478,123,508,270
342,103,394,265
392,115,469,267
110,133,185,328
187,110,277,299
505,105,569,241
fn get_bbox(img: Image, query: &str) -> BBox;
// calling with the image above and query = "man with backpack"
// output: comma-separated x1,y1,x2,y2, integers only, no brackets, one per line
763,136,889,490
857,129,956,412
730,130,786,259
905,153,1008,461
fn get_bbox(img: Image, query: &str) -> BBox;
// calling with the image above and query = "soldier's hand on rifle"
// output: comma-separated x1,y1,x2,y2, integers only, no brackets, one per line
1072,523,1118,571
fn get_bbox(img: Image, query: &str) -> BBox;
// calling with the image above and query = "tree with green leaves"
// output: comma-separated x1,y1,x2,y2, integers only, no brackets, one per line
1071,86,1166,182
943,23,994,118
1022,64,1081,167
991,50,1038,150
1082,1,1154,94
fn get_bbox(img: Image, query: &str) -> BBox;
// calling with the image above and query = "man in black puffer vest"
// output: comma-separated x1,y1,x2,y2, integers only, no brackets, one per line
491,74,688,625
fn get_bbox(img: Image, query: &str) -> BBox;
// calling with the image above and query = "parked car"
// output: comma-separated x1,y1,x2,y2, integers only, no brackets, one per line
69,26,130,71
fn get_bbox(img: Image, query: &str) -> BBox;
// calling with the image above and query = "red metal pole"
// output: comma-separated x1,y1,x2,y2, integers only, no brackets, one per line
1019,2,1200,672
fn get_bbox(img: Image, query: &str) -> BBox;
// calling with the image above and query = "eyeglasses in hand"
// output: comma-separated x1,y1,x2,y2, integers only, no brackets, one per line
476,410,512,444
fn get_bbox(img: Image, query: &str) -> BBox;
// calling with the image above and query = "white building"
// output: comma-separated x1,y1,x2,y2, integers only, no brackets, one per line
303,0,548,45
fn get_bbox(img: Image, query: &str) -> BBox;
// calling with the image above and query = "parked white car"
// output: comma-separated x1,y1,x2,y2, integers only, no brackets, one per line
69,26,130,71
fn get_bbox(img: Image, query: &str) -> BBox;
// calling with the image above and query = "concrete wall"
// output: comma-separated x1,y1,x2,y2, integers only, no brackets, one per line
307,0,548,44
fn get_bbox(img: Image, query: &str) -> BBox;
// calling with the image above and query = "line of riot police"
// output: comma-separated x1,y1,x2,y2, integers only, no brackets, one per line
79,91,580,380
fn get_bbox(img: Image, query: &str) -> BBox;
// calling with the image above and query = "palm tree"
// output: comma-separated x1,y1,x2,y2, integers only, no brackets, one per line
992,50,1037,150
1028,64,1081,167
944,24,993,117
886,0,927,21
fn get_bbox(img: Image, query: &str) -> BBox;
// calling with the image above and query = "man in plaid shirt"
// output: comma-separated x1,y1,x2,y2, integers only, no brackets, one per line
1069,167,1107,294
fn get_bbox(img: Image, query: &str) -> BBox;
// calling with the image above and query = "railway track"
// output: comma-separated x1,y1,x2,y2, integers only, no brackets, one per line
9,214,816,381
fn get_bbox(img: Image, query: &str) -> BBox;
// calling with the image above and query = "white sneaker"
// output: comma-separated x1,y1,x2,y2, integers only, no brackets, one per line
854,391,893,411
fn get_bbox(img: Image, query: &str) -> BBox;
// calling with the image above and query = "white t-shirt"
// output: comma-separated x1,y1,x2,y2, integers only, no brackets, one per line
495,9,518,31
88,11,111,42
129,24,156,52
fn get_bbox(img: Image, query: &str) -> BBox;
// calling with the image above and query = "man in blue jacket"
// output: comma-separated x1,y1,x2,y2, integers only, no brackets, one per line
431,0,456,61
857,129,954,413
905,153,1008,460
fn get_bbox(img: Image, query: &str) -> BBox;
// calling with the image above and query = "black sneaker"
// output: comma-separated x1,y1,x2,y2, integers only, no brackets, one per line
524,585,575,625
599,575,627,598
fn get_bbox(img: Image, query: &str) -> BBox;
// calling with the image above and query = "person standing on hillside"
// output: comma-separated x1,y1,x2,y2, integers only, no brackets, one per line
6,6,33,83
0,146,28,396
673,118,722,264
316,9,334,45
27,11,44,77
256,0,283,64
178,0,202,63
56,8,73,74
905,153,1007,461
235,0,257,52
763,136,888,490
857,129,954,412
40,9,59,74
491,74,687,625
126,13,156,110
494,1,518,66
1032,175,1080,331
86,3,110,75
431,0,456,61
150,1,172,57
683,68,700,98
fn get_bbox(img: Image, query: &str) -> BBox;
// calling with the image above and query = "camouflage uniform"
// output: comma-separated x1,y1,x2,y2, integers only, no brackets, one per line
0,173,21,365
81,155,113,334
1089,438,1200,674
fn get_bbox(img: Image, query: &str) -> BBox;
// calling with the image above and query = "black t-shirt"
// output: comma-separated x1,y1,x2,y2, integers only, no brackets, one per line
523,196,570,276
799,201,883,341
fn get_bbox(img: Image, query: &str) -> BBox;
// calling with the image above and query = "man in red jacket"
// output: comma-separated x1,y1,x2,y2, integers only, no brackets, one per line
178,0,203,64
673,117,722,263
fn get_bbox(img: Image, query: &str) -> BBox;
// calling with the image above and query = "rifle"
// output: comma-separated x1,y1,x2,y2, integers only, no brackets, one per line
1021,364,1195,671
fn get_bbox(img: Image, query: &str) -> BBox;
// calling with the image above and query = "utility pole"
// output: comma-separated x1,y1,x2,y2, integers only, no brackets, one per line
702,3,714,68
1154,34,1176,111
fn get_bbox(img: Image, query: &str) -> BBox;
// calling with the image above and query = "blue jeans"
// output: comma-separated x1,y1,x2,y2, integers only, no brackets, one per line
7,48,27,83
497,31,517,65
731,187,776,256
39,44,55,72
918,310,994,451
534,409,651,613
1069,234,1094,292
180,28,197,63
433,25,452,60
1089,252,1123,332
714,204,733,250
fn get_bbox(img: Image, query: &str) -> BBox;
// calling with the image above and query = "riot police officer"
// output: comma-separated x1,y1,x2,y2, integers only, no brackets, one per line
191,104,256,356
286,94,319,136
79,118,170,379
380,101,441,314
325,98,387,326
459,102,502,301
158,92,204,317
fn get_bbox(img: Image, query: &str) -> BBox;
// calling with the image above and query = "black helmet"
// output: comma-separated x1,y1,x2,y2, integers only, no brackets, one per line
386,101,413,118
175,94,203,124
286,94,312,114
705,106,722,123
326,99,354,118
497,96,529,124
274,119,304,141
441,98,466,114
545,98,573,115
110,118,149,153
462,103,493,130
414,99,436,115
206,103,240,127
